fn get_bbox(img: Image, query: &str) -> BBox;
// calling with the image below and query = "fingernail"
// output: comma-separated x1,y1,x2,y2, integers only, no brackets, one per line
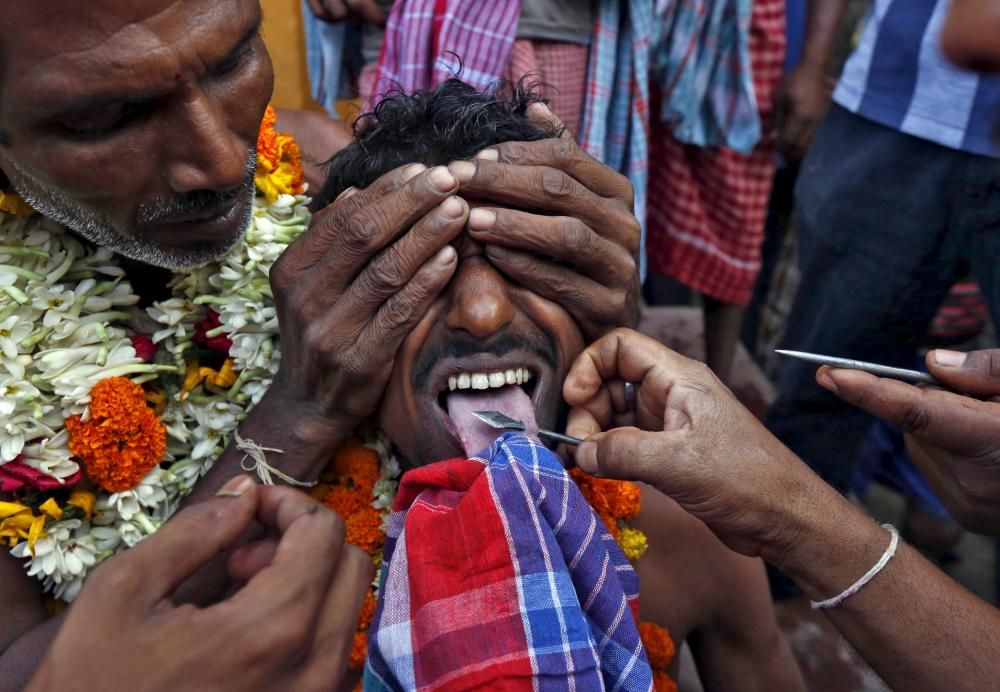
816,371,838,393
428,166,456,191
333,186,357,204
576,442,598,474
468,208,496,230
440,196,464,218
447,160,477,183
217,475,255,497
933,349,967,368
435,245,457,266
402,163,427,180
475,148,499,161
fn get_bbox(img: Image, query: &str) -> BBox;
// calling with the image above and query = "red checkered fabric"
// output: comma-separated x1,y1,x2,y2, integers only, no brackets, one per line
646,0,785,306
507,40,590,140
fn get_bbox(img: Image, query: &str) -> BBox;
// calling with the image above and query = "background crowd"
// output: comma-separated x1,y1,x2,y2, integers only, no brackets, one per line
255,0,999,688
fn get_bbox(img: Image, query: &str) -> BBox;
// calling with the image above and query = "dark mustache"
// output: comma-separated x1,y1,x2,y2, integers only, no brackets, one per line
413,333,558,391
135,188,239,226
135,152,255,226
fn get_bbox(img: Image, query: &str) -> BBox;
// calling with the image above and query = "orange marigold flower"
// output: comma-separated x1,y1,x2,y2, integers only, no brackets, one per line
639,621,676,671
66,377,166,493
328,439,380,494
357,589,377,630
345,504,386,555
323,485,369,518
350,630,369,670
255,105,305,203
570,468,641,520
652,670,678,692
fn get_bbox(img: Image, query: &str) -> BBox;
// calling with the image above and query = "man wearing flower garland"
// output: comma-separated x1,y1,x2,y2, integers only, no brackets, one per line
0,0,653,687
306,79,804,689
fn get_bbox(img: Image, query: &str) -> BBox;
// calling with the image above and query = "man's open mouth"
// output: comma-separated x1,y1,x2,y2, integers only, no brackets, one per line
433,362,542,457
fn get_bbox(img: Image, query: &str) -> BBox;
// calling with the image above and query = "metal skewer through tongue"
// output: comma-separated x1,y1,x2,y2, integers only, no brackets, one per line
473,410,584,447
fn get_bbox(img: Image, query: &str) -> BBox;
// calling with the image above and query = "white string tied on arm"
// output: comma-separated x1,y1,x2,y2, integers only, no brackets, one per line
811,523,900,610
234,430,317,488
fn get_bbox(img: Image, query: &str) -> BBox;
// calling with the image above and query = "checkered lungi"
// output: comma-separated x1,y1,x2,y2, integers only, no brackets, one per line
646,0,786,306
508,40,590,140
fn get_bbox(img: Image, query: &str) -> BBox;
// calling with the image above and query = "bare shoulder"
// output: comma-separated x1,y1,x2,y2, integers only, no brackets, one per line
633,484,769,631
632,486,804,691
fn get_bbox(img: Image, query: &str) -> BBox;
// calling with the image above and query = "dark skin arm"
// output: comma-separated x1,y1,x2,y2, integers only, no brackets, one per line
565,329,1000,690
775,0,849,161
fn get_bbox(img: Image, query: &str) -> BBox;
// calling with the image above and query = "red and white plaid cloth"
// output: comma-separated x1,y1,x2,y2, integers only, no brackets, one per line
508,40,589,139
371,0,523,101
646,0,785,306
364,433,655,690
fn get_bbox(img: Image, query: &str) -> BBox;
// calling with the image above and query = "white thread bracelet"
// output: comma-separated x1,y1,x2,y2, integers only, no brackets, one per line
811,523,899,610
234,431,316,488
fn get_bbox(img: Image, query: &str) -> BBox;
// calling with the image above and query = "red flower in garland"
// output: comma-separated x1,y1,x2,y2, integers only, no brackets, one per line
193,310,233,355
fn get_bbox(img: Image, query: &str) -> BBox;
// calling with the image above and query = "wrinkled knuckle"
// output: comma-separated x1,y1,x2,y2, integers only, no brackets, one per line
366,253,406,292
898,397,931,434
562,219,592,255
341,213,381,258
92,562,140,600
379,291,418,329
263,618,311,661
540,167,576,200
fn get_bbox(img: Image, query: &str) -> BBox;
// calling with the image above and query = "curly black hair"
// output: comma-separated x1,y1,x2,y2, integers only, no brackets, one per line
310,78,562,210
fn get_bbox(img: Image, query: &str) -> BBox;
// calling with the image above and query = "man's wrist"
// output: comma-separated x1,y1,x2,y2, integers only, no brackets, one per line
765,474,890,602
240,387,357,479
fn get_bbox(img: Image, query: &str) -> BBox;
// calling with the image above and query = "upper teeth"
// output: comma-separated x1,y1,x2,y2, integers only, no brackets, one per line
448,367,533,391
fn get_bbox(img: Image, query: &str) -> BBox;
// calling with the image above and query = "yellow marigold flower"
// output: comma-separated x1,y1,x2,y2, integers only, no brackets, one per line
0,190,34,217
181,359,239,397
255,105,305,203
39,498,63,521
67,489,96,519
617,526,648,561
0,501,30,519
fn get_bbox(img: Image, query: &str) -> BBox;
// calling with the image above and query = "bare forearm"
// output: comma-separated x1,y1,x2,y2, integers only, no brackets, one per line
773,487,1000,689
799,0,850,71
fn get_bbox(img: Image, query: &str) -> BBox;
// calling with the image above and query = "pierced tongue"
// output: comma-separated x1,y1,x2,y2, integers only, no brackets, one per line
446,385,539,457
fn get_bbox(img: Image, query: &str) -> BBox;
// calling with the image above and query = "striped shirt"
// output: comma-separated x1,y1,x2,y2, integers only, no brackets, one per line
834,0,1000,158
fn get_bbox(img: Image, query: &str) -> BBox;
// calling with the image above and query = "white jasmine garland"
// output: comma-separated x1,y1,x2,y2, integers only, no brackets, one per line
0,193,400,600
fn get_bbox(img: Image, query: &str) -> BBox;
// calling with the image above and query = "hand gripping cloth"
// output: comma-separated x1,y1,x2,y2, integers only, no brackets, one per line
364,433,654,691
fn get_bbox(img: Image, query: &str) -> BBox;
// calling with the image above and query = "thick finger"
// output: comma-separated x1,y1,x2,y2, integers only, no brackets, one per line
563,329,678,406
566,390,615,439
297,546,374,689
819,366,1000,446
345,0,388,23
344,196,467,313
227,538,280,583
98,476,259,609
467,207,634,287
926,349,1000,399
575,427,668,487
279,163,429,275
226,487,345,618
356,244,458,350
475,134,633,207
483,245,627,337
453,160,637,252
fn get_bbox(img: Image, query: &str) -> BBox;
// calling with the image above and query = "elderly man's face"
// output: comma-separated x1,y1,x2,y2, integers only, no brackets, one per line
0,0,272,268
379,229,586,465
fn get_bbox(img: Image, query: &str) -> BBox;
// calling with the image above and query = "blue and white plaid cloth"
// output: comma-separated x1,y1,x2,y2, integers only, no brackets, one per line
579,0,653,280
364,433,654,690
651,0,761,155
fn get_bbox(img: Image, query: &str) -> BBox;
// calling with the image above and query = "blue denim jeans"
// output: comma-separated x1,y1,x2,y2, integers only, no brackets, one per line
766,104,1000,493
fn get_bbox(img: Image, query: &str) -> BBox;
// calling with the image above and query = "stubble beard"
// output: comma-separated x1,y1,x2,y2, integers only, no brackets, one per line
5,148,257,270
